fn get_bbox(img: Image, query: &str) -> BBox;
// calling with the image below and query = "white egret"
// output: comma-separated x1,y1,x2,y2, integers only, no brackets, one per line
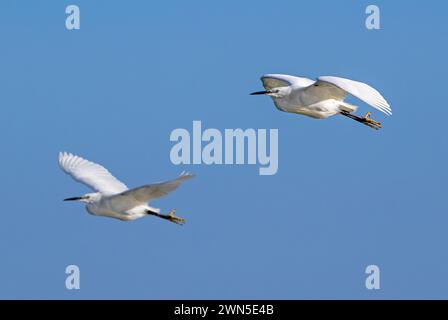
251,74,391,129
59,152,194,225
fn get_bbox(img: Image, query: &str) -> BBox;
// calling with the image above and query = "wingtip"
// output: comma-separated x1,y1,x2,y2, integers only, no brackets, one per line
382,105,392,116
59,151,72,161
58,151,66,162
180,171,196,179
58,151,79,168
58,152,66,169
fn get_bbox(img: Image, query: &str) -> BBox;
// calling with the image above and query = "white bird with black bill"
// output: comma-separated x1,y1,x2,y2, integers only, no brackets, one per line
251,74,391,129
59,152,194,225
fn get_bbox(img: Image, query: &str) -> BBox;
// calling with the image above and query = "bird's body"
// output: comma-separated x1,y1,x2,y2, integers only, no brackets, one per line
251,74,392,129
59,152,194,224
274,97,355,119
85,193,152,221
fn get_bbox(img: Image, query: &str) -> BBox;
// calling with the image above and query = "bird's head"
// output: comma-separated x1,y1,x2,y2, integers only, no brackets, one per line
64,192,99,204
250,86,290,98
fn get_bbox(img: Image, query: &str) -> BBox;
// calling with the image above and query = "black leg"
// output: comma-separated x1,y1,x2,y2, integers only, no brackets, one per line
146,209,185,225
340,111,381,130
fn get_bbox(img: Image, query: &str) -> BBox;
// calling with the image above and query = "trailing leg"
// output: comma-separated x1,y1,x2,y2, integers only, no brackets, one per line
147,209,185,225
340,111,382,130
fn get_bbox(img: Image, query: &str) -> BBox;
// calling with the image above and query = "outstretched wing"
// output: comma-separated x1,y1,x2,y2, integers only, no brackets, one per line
261,74,315,90
59,152,128,195
307,76,392,115
116,172,195,204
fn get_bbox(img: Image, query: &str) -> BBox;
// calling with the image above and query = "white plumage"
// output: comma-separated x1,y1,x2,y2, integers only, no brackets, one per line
59,152,194,225
251,74,391,129
59,152,128,196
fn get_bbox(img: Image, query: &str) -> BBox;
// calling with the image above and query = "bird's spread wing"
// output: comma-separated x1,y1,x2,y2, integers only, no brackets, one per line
59,152,128,195
261,74,314,90
308,76,392,115
116,172,195,204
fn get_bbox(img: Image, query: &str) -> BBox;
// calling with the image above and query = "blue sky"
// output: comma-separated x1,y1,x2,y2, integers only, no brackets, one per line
0,0,447,299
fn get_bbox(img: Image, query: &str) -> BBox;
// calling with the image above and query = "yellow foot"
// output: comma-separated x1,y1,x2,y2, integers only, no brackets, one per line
363,112,382,130
168,210,185,225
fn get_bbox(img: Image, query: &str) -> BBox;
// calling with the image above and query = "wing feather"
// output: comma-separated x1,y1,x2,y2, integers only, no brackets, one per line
316,76,392,115
58,152,128,195
117,172,195,204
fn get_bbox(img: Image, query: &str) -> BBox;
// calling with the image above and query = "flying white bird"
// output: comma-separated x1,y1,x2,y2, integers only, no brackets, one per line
59,152,194,225
251,74,391,129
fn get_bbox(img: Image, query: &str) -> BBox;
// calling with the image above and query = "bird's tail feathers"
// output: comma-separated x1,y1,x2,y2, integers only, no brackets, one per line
338,102,357,113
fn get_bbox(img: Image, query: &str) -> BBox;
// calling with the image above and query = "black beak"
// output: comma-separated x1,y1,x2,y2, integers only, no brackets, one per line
250,90,269,95
63,196,84,201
